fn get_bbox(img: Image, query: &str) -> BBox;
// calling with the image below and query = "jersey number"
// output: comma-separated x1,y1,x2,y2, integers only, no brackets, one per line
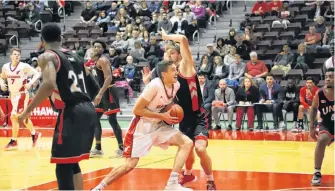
11,79,15,84
68,70,87,93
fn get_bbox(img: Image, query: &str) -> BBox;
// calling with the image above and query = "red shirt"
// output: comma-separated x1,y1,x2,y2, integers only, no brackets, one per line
267,1,282,12
245,60,268,77
59,0,65,7
299,86,319,109
84,59,95,68
252,2,269,14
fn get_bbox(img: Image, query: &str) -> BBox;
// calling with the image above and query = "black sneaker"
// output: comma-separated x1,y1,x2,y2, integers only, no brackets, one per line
311,172,322,186
227,125,232,131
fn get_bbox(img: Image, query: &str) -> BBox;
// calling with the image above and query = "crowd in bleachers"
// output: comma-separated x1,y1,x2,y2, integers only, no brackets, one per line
0,0,334,132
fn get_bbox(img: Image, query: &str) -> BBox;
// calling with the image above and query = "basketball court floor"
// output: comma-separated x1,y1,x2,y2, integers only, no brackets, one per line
0,127,334,190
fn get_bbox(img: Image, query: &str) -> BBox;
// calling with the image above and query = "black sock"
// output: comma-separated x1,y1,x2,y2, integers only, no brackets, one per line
298,119,303,127
55,164,75,190
95,143,101,150
31,134,35,141
119,144,123,151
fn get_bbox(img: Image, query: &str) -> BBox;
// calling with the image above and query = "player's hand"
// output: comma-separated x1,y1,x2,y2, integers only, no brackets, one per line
142,66,150,78
309,128,318,140
93,94,102,106
0,112,5,121
161,110,179,125
161,27,167,41
1,84,7,91
24,83,32,90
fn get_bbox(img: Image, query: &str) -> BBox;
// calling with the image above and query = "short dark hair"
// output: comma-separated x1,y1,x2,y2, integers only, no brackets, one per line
41,23,61,43
156,60,173,78
326,67,334,73
306,77,314,82
93,40,107,50
266,73,274,78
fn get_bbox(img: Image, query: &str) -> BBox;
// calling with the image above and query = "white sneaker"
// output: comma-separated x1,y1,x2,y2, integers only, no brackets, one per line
165,183,193,191
311,172,322,186
279,121,286,130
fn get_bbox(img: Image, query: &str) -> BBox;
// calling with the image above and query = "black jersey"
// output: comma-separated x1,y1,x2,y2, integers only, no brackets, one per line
91,56,114,87
176,73,204,116
47,49,93,109
318,87,334,127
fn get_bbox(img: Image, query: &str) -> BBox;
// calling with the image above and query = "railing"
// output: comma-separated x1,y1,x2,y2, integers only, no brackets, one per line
58,6,66,31
192,30,200,61
35,20,42,32
9,35,18,48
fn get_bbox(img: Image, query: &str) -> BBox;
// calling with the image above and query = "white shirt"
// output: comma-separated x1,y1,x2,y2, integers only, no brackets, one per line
324,56,334,69
140,78,180,123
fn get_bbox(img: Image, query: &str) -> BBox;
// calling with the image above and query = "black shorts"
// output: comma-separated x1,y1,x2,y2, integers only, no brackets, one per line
51,102,97,164
179,107,209,143
319,123,334,145
96,86,120,115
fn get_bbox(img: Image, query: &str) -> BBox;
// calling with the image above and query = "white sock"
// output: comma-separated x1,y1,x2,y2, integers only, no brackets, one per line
314,168,321,173
31,130,36,135
184,169,192,175
167,172,179,186
206,174,214,181
11,137,16,141
94,181,107,190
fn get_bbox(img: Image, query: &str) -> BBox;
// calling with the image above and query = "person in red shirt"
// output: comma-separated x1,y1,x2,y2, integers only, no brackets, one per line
243,51,268,86
251,0,269,16
296,77,319,131
267,0,282,15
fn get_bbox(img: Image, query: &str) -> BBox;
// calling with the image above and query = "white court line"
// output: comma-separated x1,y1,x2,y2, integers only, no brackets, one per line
274,186,335,190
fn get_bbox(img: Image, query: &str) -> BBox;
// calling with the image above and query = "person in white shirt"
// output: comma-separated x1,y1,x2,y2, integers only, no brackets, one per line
324,39,334,71
0,48,41,151
92,60,193,191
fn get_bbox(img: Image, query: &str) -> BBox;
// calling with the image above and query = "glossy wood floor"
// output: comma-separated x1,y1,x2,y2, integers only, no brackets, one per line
0,128,334,190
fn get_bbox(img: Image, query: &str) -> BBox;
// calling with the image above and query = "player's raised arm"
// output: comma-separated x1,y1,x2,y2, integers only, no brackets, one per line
23,52,57,114
161,28,194,67
95,57,112,105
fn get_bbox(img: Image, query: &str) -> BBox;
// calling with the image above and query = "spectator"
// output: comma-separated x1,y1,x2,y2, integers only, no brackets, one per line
80,1,97,23
282,79,300,130
320,23,334,51
157,12,173,34
242,51,268,86
198,73,215,127
225,28,237,46
255,73,284,130
324,1,334,22
271,2,291,29
138,1,152,18
305,26,322,52
170,9,180,24
212,56,229,81
123,0,137,19
226,54,245,87
296,77,319,131
108,46,122,69
106,2,118,20
324,39,335,70
129,40,145,61
206,43,220,63
308,0,327,20
315,16,326,34
173,1,187,10
212,79,235,130
171,11,188,36
147,12,159,33
192,0,205,19
123,29,143,51
267,0,282,15
235,77,259,131
183,5,198,40
235,33,250,60
111,34,127,50
216,38,230,58
223,46,237,67
144,36,163,69
293,43,313,72
271,44,294,75
197,55,213,77
96,11,110,32
243,26,256,50
251,0,269,17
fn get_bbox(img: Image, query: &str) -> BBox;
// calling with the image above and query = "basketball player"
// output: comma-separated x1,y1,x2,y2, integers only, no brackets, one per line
309,67,334,186
92,60,193,191
144,28,216,190
17,23,99,190
0,48,42,151
88,40,124,157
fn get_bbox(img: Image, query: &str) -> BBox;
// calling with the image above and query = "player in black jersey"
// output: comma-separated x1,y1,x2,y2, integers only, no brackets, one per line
309,67,334,186
89,40,123,157
17,23,99,190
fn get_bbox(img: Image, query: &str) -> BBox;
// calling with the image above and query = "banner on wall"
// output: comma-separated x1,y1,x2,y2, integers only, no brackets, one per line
0,98,58,127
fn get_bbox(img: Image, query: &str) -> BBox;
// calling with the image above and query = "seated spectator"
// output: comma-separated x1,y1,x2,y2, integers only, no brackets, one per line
242,51,268,86
144,36,163,69
80,1,97,23
212,79,235,130
173,1,186,10
192,0,205,19
319,23,334,51
157,12,173,34
226,54,245,88
171,11,189,36
112,34,127,50
123,0,137,19
170,9,180,24
224,46,237,67
216,38,230,58
123,29,143,51
108,46,122,68
324,2,334,22
235,33,250,60
124,56,136,103
212,56,229,81
255,73,284,130
243,26,256,50
206,43,220,63
305,26,322,52
129,40,145,61
296,77,319,132
197,55,213,77
324,39,335,70
106,2,118,20
251,0,269,17
271,2,291,29
225,29,237,46
271,44,294,75
267,0,282,16
282,79,300,130
240,14,254,31
235,77,259,131
315,16,326,34
147,12,159,33
308,0,327,20
96,11,111,32
138,1,152,18
293,43,314,72
198,73,215,127
183,5,198,39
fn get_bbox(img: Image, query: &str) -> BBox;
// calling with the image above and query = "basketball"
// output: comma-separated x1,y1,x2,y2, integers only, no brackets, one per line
166,104,184,124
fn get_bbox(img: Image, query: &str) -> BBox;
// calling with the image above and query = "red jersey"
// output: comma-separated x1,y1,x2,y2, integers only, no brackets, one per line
299,86,319,109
